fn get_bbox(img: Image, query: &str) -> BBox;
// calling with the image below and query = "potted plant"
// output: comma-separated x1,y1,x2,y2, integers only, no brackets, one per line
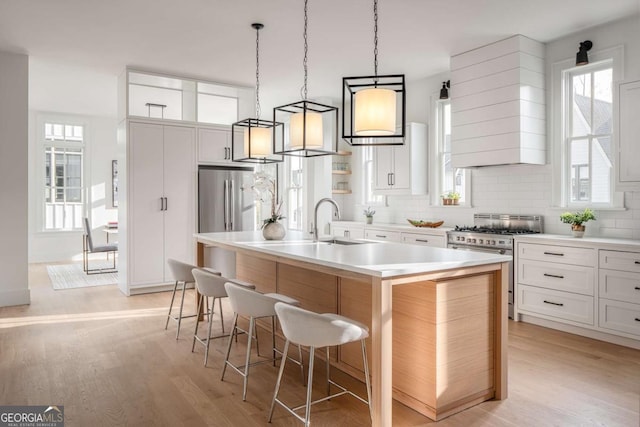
560,208,596,238
441,191,460,206
251,171,286,240
363,206,376,224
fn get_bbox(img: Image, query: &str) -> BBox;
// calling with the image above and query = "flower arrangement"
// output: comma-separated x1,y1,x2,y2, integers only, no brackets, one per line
441,191,460,205
560,208,596,226
363,206,376,218
251,171,284,229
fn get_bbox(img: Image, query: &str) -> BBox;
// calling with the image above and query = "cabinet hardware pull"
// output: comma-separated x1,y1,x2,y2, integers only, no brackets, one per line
543,252,564,256
635,261,640,265
635,287,640,290
164,197,168,211
416,239,430,243
543,273,564,279
160,197,165,211
387,173,392,186
543,300,564,307
375,235,387,238
391,173,395,186
635,318,640,322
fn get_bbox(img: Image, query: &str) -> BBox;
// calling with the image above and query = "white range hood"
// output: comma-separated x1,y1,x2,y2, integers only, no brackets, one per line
450,35,546,167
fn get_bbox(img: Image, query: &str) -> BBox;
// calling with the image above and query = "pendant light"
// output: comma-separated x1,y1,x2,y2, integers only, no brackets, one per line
342,0,406,146
273,0,338,157
232,23,284,164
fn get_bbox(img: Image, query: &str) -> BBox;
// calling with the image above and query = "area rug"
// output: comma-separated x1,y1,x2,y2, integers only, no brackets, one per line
47,263,118,290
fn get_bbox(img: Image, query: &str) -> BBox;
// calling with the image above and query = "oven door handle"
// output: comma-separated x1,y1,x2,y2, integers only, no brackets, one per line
448,245,509,255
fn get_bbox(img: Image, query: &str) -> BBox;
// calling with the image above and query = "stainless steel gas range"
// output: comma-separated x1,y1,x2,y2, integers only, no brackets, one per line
447,214,543,319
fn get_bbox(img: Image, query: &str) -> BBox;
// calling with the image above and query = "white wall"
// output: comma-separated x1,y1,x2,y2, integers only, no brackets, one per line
28,60,119,263
353,14,640,239
0,51,30,307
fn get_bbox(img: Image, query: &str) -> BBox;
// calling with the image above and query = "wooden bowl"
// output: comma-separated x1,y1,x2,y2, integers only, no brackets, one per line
407,219,444,228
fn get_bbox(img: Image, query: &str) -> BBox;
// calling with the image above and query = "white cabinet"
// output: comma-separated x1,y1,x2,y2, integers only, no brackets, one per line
599,250,640,338
197,126,243,164
373,123,427,195
614,79,640,190
400,231,446,248
364,228,401,242
125,122,196,291
516,242,596,326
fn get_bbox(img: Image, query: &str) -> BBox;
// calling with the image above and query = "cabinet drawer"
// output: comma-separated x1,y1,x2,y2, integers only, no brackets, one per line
599,299,640,337
401,232,446,248
599,250,640,273
518,260,594,296
364,229,401,242
599,269,640,304
518,243,596,266
518,285,594,325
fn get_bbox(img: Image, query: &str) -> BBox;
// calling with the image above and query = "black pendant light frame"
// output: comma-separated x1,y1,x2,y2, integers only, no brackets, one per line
232,23,284,164
272,0,338,158
341,0,406,146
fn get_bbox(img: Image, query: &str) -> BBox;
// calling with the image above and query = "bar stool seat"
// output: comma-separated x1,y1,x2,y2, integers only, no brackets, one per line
191,269,256,366
269,303,372,426
165,259,217,340
221,282,306,401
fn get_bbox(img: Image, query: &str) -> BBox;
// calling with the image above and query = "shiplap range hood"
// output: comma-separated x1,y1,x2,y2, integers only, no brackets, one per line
450,35,546,167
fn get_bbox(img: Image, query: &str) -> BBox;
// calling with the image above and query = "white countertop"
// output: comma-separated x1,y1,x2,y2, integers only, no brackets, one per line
515,233,640,251
196,230,510,278
331,220,453,235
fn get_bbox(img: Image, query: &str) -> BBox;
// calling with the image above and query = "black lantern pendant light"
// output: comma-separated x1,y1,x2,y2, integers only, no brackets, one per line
439,80,450,100
576,40,593,66
273,0,338,158
232,23,284,164
342,0,406,146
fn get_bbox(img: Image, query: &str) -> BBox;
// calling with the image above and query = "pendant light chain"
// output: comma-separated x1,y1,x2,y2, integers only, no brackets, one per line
302,0,309,100
255,25,261,119
373,0,379,78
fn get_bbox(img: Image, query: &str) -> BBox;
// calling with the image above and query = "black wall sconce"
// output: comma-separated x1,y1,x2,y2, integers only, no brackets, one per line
439,80,450,100
576,40,593,66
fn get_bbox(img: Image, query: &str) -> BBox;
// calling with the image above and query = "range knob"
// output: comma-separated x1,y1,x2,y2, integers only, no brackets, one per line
479,239,484,244
491,240,496,245
470,238,476,243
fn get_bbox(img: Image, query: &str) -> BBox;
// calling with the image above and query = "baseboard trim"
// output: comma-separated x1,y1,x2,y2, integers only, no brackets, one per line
0,288,31,307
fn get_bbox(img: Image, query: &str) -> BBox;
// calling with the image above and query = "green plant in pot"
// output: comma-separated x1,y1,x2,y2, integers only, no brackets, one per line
363,206,376,224
560,208,595,238
441,191,460,206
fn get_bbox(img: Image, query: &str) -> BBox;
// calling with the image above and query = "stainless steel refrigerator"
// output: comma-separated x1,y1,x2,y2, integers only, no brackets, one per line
198,165,256,233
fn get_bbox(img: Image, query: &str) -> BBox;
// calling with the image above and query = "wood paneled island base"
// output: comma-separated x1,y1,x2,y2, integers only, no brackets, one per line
196,232,509,426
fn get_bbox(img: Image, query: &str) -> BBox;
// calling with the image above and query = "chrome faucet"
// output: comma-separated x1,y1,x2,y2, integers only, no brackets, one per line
313,198,341,241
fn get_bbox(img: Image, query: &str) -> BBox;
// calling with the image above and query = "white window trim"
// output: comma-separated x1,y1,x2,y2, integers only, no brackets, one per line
550,45,624,209
36,113,90,233
429,93,472,207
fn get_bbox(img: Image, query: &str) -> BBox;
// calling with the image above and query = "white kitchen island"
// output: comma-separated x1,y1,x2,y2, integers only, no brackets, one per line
195,231,511,426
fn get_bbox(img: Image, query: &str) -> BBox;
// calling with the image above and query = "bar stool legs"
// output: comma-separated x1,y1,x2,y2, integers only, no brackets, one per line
165,279,192,340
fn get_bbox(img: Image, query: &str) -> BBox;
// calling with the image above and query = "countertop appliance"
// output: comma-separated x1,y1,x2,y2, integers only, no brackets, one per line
447,214,543,319
198,165,256,278
198,165,255,233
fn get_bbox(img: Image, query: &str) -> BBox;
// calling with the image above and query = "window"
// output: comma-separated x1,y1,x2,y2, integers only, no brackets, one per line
285,156,304,231
43,122,85,230
362,146,385,206
435,100,467,204
564,63,614,205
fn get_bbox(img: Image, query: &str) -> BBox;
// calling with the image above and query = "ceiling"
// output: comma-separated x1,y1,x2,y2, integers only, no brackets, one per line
1,0,639,113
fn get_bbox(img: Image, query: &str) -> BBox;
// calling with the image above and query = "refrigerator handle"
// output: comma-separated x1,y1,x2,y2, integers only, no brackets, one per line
229,179,236,231
224,180,229,231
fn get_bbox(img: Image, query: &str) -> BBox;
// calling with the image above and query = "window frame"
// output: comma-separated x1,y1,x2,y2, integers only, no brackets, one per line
284,155,305,231
551,45,624,209
37,115,88,233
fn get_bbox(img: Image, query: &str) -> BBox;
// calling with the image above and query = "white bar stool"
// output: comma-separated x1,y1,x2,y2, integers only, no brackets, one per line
165,259,219,340
191,269,256,366
269,302,372,426
221,282,305,401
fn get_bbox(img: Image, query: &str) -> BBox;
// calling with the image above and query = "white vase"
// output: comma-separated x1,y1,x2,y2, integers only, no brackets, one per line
366,216,373,224
263,222,286,240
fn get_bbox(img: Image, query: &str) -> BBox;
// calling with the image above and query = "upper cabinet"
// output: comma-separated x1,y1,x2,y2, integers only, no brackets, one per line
197,127,244,164
450,35,546,167
373,122,427,195
614,78,640,191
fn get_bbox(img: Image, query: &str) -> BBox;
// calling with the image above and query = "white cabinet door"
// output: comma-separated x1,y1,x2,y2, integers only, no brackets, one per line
391,143,411,191
401,232,446,248
163,125,196,279
129,122,165,285
373,145,394,191
198,127,231,163
615,79,640,190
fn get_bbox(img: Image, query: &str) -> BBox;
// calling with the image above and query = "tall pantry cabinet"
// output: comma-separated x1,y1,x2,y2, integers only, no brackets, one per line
118,121,196,295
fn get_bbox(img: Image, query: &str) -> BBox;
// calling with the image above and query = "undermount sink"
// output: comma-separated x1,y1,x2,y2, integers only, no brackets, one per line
318,238,371,245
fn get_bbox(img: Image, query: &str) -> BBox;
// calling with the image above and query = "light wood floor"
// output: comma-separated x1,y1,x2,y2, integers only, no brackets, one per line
1,264,638,426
